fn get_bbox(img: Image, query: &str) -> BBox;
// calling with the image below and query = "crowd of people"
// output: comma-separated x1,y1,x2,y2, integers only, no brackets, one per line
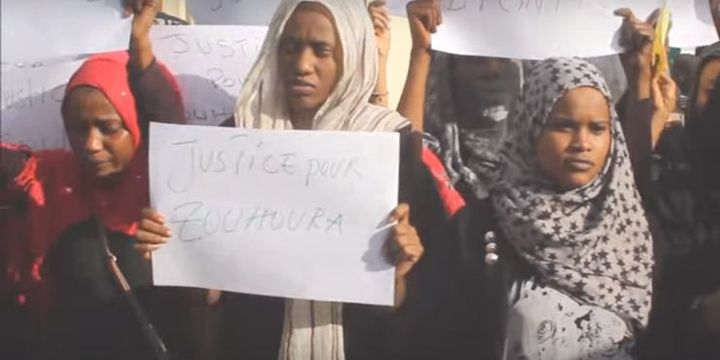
1,0,719,359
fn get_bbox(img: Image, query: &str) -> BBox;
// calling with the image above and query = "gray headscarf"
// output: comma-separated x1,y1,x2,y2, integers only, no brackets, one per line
490,58,654,328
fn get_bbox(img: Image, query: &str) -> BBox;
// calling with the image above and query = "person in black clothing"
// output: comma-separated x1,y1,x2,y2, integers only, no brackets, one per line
611,3,720,359
640,44,720,360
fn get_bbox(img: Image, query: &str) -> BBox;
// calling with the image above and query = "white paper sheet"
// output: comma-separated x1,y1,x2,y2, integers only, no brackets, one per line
0,60,83,150
432,0,718,59
187,0,281,25
0,26,267,149
149,123,400,306
1,0,132,64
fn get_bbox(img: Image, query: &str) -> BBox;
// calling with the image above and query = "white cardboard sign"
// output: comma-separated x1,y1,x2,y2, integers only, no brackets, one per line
149,123,400,306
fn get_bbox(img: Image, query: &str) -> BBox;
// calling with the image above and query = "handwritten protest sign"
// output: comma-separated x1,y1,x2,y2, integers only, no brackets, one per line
432,0,718,59
187,0,406,25
149,123,400,306
151,25,267,125
0,26,266,150
187,0,281,25
1,0,132,64
1,60,84,150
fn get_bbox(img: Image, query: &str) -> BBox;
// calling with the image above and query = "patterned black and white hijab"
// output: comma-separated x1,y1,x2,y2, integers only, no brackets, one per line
490,58,654,328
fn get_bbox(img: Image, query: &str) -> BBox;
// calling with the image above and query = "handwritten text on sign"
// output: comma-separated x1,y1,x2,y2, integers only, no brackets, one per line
432,0,718,59
152,25,267,125
1,60,83,150
149,123,400,306
1,26,266,150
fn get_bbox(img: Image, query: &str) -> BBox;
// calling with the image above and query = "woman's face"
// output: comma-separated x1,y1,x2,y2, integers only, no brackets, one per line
278,3,342,119
63,87,136,179
535,87,611,191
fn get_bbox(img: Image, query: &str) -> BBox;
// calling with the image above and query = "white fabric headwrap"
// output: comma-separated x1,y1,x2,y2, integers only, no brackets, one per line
233,0,408,132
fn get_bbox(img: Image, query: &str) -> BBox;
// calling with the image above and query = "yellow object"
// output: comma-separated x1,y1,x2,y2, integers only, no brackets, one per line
653,6,671,75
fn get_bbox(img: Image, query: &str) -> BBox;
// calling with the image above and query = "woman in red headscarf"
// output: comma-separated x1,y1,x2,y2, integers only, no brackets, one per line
0,2,188,359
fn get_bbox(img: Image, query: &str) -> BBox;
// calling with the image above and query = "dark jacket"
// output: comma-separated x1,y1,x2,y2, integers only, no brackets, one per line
397,197,538,360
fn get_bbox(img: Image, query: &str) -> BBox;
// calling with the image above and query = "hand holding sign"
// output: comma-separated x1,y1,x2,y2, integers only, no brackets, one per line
615,8,655,53
127,0,161,32
615,8,655,87
369,1,392,59
407,0,442,53
386,203,423,306
136,207,172,258
128,0,162,72
650,72,678,148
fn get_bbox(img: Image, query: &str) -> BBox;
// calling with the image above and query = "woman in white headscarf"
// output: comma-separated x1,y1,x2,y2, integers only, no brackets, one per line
136,1,447,359
233,0,407,132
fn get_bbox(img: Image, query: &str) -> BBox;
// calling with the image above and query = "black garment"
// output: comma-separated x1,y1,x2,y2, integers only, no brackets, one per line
209,130,449,360
42,218,221,360
398,198,534,360
638,49,720,360
43,219,156,360
154,12,189,26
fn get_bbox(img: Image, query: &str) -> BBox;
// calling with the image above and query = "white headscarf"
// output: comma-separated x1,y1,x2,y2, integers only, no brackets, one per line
233,0,408,132
232,1,409,359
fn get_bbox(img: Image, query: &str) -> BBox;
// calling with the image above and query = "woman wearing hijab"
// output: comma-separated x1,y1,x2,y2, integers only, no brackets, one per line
0,2,191,359
396,0,674,359
396,14,654,352
407,58,655,360
136,1,445,359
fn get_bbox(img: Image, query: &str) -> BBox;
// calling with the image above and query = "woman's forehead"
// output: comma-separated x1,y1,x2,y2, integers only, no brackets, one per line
290,2,336,27
65,86,110,108
283,2,338,41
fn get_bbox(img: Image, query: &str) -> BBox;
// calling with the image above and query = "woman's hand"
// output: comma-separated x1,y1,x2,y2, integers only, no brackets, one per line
124,0,161,34
615,8,656,90
386,203,423,307
125,0,161,71
135,207,171,259
397,0,441,130
368,1,391,107
369,1,391,61
650,72,677,148
701,288,720,335
407,0,442,54
615,8,655,52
